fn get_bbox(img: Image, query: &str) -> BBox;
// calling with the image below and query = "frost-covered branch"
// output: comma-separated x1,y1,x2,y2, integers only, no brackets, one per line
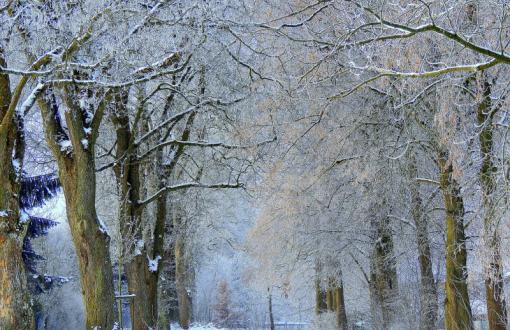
17,83,47,116
0,47,62,131
256,2,332,30
329,60,498,100
415,178,440,186
345,0,510,64
137,135,277,161
138,181,244,206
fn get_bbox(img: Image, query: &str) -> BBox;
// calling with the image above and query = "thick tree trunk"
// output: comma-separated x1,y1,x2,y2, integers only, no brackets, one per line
333,283,348,330
163,242,179,323
438,152,473,330
408,153,438,330
58,156,116,329
175,210,192,329
0,232,34,330
125,255,153,330
476,73,507,330
326,267,348,330
0,49,34,330
369,209,398,330
149,191,170,326
37,88,116,328
109,90,157,330
326,278,335,312
315,260,327,315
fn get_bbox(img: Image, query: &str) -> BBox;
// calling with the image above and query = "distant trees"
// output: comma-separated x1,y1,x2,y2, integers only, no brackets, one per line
237,2,510,330
214,280,233,328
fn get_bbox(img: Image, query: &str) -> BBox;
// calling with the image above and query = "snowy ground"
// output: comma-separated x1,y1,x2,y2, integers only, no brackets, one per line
171,324,226,330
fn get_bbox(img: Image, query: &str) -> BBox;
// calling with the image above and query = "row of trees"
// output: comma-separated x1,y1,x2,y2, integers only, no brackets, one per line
0,1,273,329
3,1,510,330
245,1,510,330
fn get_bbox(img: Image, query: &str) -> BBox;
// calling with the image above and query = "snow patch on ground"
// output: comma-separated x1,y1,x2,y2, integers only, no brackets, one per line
171,323,226,330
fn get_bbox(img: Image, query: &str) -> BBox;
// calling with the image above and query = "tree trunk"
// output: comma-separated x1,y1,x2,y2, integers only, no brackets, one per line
326,265,348,330
38,89,116,329
0,232,34,330
0,48,34,330
268,288,275,330
369,208,398,330
148,191,169,326
438,151,473,330
175,209,192,329
326,278,335,312
125,255,153,330
408,152,438,330
112,80,191,329
58,156,116,329
315,260,327,315
475,73,507,330
333,271,348,330
109,90,156,330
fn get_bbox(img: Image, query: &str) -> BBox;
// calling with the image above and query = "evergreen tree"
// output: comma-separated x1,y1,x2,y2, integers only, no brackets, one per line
19,173,68,294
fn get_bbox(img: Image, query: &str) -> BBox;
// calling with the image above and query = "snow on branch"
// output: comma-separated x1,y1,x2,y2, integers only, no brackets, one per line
138,181,244,206
134,102,209,146
137,135,277,161
358,60,499,79
415,178,440,186
17,83,47,116
345,0,510,65
256,1,332,30
0,59,110,77
1,47,62,130
124,0,169,41
133,52,181,76
47,57,190,89
328,60,498,100
0,67,55,76
0,1,13,13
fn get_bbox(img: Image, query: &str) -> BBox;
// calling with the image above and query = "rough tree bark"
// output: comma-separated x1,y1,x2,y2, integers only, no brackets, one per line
325,264,348,330
369,205,398,330
333,268,348,330
408,152,438,330
476,73,507,330
0,46,35,330
438,150,473,330
174,207,192,329
110,58,189,329
326,277,335,312
109,90,155,330
38,87,116,329
148,186,169,325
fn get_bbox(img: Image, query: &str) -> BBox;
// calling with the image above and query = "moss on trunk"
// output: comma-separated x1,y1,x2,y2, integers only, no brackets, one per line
439,153,473,330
